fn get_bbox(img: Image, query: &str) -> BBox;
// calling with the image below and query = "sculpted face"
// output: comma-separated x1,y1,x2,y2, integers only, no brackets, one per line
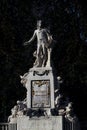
37,20,42,29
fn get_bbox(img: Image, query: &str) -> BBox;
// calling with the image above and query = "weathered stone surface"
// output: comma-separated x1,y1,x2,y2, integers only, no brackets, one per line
23,67,55,109
17,116,63,130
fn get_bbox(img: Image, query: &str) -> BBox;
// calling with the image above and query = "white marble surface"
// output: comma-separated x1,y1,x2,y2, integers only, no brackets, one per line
25,67,55,109
17,116,63,130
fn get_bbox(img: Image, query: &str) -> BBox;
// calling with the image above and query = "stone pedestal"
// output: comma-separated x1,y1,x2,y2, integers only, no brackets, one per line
25,67,55,109
17,116,63,130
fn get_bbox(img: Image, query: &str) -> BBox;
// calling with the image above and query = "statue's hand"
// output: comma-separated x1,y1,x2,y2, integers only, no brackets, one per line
23,41,29,46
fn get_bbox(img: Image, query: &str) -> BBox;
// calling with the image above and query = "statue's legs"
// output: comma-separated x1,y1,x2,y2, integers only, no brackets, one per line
36,43,47,67
41,43,47,67
36,44,43,67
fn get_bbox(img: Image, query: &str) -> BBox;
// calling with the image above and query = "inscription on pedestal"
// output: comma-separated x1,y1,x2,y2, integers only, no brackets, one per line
31,80,50,108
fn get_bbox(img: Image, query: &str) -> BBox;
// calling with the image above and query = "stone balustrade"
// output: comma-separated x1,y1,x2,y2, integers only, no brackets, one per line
0,123,17,130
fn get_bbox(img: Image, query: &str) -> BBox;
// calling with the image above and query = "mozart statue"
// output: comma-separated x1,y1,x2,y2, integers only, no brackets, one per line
24,20,53,67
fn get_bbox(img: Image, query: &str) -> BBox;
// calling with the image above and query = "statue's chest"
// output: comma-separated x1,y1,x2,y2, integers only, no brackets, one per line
37,30,47,39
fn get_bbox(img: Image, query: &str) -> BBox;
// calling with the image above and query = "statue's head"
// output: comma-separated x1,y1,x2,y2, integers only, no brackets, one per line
68,102,73,108
37,20,42,29
17,100,21,104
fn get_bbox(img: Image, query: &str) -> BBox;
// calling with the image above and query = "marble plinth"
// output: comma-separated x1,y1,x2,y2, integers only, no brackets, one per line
17,116,63,130
25,67,55,109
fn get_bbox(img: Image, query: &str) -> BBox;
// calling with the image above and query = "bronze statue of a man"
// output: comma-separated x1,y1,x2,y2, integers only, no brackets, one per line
24,20,53,67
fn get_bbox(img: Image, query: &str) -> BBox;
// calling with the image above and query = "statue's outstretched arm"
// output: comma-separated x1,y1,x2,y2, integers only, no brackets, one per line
24,31,36,46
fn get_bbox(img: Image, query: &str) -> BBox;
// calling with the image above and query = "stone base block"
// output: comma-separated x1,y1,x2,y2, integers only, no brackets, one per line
17,116,63,130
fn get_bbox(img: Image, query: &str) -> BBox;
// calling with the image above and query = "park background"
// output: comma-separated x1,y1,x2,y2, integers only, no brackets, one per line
0,0,87,124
